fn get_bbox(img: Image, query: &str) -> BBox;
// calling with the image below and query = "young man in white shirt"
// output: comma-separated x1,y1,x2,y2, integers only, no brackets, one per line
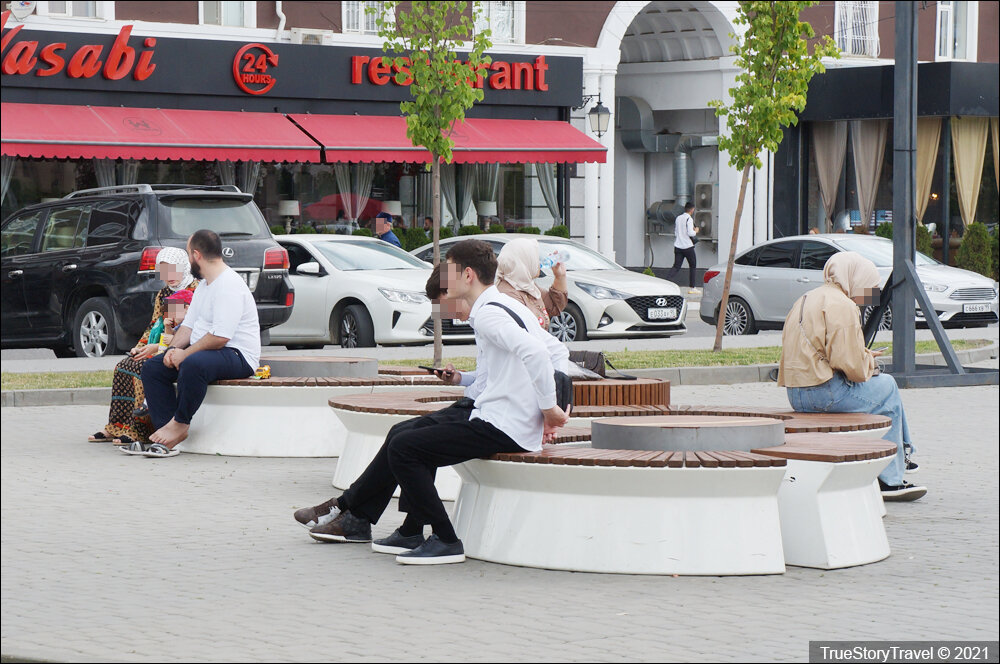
135,230,260,457
296,240,570,565
665,201,700,293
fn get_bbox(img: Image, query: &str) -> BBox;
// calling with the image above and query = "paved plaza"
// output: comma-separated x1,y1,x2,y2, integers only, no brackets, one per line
1,370,998,662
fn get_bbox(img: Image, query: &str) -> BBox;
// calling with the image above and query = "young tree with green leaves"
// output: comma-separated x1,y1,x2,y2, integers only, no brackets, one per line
709,1,838,351
372,1,492,365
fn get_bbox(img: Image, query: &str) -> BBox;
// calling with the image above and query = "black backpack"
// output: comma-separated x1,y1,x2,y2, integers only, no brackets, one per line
487,301,574,411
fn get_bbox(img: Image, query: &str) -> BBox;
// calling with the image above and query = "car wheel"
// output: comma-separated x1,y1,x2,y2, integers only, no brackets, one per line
722,297,758,336
73,297,118,358
285,344,326,350
863,305,893,331
339,304,376,348
548,303,587,342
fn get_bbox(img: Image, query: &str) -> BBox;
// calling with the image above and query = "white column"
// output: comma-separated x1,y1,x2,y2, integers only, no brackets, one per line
598,71,616,260
583,71,600,251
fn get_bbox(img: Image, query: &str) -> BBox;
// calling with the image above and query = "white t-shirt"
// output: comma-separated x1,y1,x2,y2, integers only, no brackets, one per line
674,212,697,249
181,267,261,369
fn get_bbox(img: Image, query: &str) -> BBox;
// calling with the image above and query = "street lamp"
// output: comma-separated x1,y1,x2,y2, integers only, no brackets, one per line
576,94,611,138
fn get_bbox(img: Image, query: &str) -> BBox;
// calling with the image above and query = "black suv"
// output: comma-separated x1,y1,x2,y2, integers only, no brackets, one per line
1,184,293,357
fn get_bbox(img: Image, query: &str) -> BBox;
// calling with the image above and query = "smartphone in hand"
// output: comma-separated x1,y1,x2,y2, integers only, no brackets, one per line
417,365,439,374
872,346,889,353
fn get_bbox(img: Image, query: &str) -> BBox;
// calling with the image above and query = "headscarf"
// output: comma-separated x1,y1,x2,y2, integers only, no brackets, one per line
823,251,880,299
496,237,542,300
156,246,194,291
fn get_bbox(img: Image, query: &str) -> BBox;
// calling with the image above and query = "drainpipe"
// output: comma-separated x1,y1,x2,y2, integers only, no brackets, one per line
275,1,286,40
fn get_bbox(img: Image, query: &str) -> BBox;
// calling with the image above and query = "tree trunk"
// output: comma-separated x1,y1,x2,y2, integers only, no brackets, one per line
432,158,443,367
712,163,754,352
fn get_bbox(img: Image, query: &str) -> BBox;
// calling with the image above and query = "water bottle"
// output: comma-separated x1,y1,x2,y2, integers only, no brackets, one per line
540,248,570,269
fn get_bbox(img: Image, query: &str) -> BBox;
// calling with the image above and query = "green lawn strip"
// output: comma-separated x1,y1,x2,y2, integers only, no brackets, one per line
390,339,989,371
0,339,990,391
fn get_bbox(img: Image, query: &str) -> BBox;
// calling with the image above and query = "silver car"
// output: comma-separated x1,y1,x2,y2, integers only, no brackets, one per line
700,234,999,334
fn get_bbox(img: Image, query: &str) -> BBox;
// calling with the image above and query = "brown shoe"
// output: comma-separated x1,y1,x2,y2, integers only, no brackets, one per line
309,510,372,543
293,497,340,529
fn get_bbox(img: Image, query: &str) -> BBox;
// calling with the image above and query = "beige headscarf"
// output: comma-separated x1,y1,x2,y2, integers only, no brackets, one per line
496,238,542,300
823,251,880,299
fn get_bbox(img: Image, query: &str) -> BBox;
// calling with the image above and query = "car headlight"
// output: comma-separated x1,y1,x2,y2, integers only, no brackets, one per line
574,282,633,300
922,283,948,293
378,288,429,304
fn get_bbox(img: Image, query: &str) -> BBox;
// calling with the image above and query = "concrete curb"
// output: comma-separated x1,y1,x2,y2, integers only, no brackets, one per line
2,344,996,406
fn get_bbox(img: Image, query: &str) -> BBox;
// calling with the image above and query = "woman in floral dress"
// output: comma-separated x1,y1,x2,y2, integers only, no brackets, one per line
87,247,197,446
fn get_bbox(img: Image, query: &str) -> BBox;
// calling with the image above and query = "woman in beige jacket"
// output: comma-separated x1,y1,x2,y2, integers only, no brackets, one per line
495,237,568,330
778,251,926,502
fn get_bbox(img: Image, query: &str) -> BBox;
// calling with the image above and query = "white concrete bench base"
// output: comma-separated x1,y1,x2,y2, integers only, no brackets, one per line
452,461,787,575
777,457,892,569
179,385,423,457
331,408,461,501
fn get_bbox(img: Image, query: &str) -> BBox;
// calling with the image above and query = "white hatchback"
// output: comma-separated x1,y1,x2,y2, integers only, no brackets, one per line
268,235,474,348
411,234,687,342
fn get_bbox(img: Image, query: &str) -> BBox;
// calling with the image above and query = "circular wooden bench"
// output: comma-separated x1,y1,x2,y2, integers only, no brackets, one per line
179,377,442,457
454,432,896,575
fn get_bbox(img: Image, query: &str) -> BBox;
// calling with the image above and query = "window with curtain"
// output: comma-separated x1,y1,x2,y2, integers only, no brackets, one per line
834,1,879,58
936,1,976,61
474,1,523,44
343,1,382,35
202,1,253,27
45,1,97,17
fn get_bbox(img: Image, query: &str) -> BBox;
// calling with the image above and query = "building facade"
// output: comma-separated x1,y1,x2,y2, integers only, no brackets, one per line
2,1,998,273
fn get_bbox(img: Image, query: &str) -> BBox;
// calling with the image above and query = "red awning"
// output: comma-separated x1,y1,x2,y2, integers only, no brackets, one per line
290,114,607,164
0,103,322,162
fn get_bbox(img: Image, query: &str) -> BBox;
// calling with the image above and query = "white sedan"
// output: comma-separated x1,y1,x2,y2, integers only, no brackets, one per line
412,234,687,341
268,235,474,348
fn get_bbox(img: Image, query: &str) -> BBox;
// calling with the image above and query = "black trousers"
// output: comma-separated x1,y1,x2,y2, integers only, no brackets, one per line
340,404,522,534
665,245,698,288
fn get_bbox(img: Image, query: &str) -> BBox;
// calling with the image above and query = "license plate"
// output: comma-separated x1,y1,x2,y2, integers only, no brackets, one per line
963,303,990,313
452,318,469,326
647,307,677,320
237,271,259,292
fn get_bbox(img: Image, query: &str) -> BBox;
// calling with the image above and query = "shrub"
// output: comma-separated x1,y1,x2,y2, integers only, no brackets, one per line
458,225,484,235
439,226,454,240
516,226,541,234
401,227,430,252
545,224,570,238
488,223,506,234
296,225,316,234
955,222,993,278
915,224,932,257
643,266,656,277
874,222,893,239
352,228,374,237
270,224,286,235
990,226,999,281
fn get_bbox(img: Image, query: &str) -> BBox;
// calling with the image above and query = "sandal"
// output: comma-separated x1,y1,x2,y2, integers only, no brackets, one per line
112,435,135,447
141,443,179,458
88,431,113,443
119,439,149,456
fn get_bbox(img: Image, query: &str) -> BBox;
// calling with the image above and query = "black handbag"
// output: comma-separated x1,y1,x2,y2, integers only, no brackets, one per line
487,302,573,411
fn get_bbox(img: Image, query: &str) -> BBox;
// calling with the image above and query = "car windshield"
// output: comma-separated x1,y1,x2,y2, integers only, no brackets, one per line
537,240,623,271
158,198,267,239
833,236,937,267
313,240,428,271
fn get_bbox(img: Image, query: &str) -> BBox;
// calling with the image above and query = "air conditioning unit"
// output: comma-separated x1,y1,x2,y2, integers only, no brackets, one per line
290,28,335,45
694,182,718,239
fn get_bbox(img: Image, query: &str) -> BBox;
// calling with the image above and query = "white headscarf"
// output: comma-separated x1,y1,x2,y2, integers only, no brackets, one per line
823,251,880,299
156,246,194,291
495,237,542,300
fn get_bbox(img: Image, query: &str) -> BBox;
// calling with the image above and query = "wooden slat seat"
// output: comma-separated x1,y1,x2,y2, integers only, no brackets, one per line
753,433,897,462
488,447,787,468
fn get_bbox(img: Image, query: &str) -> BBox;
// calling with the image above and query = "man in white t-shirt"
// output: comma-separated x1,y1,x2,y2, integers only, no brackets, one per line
136,230,260,457
665,201,700,293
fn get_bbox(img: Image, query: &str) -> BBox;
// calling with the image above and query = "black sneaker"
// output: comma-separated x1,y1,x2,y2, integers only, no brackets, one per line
905,459,919,474
293,497,340,529
309,510,372,543
372,529,426,555
903,444,918,474
396,534,465,565
879,479,927,502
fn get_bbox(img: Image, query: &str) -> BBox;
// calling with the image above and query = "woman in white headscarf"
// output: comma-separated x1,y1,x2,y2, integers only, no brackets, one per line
495,237,568,329
88,246,198,446
777,251,926,502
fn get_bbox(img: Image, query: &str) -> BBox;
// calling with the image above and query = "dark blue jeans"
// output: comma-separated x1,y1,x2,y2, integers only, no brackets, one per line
141,348,253,429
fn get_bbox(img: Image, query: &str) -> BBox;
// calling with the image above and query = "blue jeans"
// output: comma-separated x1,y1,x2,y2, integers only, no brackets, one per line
786,372,912,486
141,348,253,430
